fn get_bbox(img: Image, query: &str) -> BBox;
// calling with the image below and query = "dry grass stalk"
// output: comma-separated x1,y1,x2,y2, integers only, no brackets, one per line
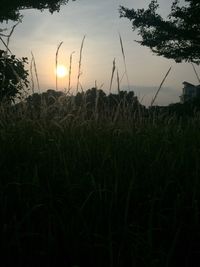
151,66,172,107
6,21,21,51
117,69,120,94
95,80,97,89
0,20,21,54
76,35,86,93
67,51,75,94
31,51,40,93
0,37,12,54
55,41,63,91
109,58,116,93
191,63,200,84
119,33,130,91
30,57,35,94
94,81,99,119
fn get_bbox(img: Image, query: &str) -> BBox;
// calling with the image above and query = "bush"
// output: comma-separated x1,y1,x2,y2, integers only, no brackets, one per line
0,50,29,103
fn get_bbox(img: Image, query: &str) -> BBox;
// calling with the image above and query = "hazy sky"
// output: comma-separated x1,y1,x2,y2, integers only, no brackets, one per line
1,0,199,106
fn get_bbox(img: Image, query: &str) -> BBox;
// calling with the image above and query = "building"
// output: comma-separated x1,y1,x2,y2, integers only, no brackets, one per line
180,81,200,103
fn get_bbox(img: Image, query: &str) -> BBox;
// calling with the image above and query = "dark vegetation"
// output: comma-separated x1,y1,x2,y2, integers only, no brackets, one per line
0,50,29,103
1,34,200,267
120,0,200,64
0,0,75,22
0,87,200,267
0,0,200,266
22,88,142,120
17,87,200,119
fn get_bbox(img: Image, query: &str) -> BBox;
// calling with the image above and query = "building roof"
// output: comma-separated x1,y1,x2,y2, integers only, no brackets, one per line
183,81,195,87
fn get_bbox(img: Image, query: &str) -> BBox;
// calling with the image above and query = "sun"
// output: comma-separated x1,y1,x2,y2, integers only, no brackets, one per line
56,65,68,78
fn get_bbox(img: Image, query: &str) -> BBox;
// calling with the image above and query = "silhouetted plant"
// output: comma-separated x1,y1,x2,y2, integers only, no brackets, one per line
74,91,84,106
23,88,142,120
85,88,106,108
0,50,29,103
120,0,200,64
0,0,76,22
167,97,200,117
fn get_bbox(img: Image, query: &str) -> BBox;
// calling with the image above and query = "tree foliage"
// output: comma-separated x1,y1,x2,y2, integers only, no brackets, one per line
22,88,142,120
0,50,29,102
120,0,200,64
0,0,75,22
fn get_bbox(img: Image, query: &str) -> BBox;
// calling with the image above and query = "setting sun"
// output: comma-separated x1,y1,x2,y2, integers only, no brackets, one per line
56,65,68,78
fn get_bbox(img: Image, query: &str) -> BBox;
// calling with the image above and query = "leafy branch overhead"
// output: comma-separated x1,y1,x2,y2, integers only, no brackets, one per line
120,0,200,64
0,0,75,22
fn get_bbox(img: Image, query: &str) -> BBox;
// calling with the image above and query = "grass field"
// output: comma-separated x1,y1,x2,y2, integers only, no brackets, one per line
0,99,200,267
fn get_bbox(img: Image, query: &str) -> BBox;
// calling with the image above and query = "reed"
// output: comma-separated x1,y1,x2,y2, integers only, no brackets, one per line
109,58,116,93
67,51,75,94
0,20,20,54
30,56,35,94
55,41,63,91
191,63,200,84
118,32,130,90
117,69,120,94
31,51,40,93
76,35,86,93
151,66,172,106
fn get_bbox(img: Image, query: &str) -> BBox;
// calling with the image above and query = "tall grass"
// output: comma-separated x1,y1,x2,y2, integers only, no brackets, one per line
1,33,200,267
0,99,200,267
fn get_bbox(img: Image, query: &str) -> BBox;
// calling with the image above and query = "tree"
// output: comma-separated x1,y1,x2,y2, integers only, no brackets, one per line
0,0,75,22
0,50,29,102
119,0,200,64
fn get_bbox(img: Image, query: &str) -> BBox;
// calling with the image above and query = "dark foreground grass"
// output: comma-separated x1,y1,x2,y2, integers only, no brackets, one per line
0,106,200,267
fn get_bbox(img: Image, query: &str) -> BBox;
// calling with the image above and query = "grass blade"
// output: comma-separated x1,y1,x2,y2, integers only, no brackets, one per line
6,21,21,51
151,66,172,107
30,56,35,94
191,63,200,84
119,32,130,91
117,69,120,94
55,41,63,91
67,51,75,94
109,58,116,93
76,35,86,93
31,51,40,93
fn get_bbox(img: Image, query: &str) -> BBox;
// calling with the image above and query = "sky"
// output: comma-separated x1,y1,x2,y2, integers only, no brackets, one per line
0,0,199,106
